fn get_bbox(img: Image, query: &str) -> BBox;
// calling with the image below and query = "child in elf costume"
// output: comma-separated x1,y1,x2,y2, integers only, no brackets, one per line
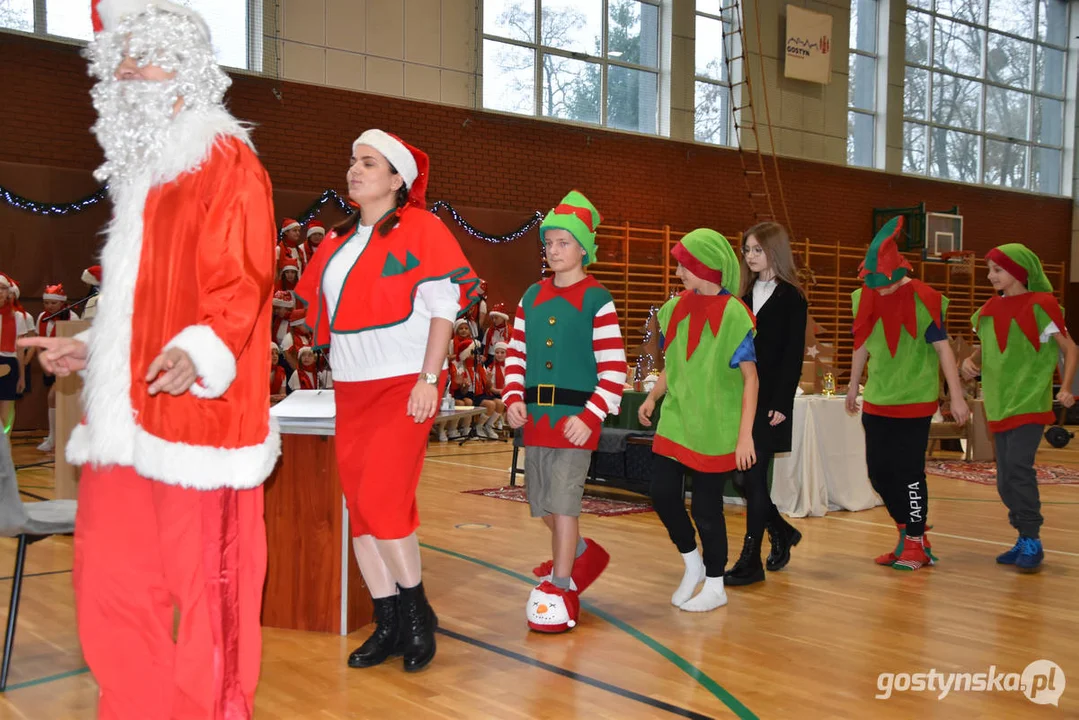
503,190,626,633
961,243,1077,572
845,217,970,571
638,229,757,612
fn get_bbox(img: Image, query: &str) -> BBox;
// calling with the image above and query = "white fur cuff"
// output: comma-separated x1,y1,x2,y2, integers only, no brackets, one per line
164,324,236,399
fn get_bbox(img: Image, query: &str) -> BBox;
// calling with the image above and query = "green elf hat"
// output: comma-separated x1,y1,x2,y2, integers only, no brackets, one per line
540,190,602,266
671,228,740,293
985,243,1053,293
859,216,913,289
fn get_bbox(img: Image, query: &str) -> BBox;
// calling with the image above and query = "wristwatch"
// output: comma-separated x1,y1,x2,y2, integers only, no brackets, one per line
418,372,439,385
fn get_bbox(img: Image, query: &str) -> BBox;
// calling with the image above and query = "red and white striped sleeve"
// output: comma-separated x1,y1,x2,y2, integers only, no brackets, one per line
502,304,527,407
580,299,627,430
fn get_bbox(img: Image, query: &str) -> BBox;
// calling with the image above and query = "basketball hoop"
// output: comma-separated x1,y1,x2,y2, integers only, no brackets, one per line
941,250,975,276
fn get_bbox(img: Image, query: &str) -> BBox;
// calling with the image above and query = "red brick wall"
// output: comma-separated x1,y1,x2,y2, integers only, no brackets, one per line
0,32,1072,265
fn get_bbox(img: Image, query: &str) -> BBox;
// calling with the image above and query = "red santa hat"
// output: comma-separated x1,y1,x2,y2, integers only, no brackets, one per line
453,336,479,362
488,302,509,322
298,346,316,362
493,341,509,352
307,221,326,238
280,218,301,233
8,279,19,300
453,318,472,333
0,274,11,291
43,284,68,302
273,290,296,309
289,317,307,328
352,130,430,208
91,0,212,39
279,259,300,277
82,265,102,286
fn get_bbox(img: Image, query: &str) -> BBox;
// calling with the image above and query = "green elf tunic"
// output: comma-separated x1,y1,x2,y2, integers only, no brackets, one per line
654,290,756,472
974,243,1068,433
852,215,947,419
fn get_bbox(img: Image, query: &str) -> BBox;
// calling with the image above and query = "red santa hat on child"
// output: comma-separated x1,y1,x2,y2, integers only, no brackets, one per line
0,275,10,291
488,302,509,322
453,336,479,362
82,265,102,286
306,221,326,238
352,130,430,208
43,284,68,302
493,341,509,352
273,290,296,309
279,259,300,277
298,346,316,362
280,218,301,233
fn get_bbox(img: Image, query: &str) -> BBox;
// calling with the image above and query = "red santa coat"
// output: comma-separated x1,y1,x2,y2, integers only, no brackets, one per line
67,110,280,490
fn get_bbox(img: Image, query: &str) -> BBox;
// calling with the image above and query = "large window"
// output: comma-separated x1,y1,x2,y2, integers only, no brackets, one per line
694,1,734,146
0,0,262,72
482,0,661,134
903,0,1069,194
848,0,879,167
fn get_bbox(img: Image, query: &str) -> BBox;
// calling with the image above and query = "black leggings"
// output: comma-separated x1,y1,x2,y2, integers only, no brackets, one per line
861,413,931,536
649,453,731,577
737,448,779,538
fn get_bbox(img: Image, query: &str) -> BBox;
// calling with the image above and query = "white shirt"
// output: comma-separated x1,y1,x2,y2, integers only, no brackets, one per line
1041,321,1060,344
323,224,460,382
752,278,778,314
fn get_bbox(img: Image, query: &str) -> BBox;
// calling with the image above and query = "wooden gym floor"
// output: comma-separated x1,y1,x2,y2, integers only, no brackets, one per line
1,431,1077,719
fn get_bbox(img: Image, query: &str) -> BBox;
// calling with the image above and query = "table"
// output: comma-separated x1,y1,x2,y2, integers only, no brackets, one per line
53,320,90,500
604,390,663,430
771,395,882,518
264,391,372,635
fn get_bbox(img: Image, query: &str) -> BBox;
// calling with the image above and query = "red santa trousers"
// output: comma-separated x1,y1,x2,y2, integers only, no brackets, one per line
334,371,446,539
74,465,267,720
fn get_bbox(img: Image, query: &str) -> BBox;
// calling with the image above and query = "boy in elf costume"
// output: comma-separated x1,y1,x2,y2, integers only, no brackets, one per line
961,243,1077,572
845,217,970,571
504,190,626,633
638,229,757,612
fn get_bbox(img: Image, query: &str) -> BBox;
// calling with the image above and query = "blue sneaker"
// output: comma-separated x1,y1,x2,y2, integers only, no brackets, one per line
1015,537,1044,573
996,537,1023,565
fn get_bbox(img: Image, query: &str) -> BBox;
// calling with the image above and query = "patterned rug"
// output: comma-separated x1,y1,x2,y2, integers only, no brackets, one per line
926,460,1079,485
462,486,654,516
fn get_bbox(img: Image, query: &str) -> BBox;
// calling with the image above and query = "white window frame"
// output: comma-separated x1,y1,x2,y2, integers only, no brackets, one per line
847,0,888,169
902,0,1070,195
481,0,665,135
693,3,736,147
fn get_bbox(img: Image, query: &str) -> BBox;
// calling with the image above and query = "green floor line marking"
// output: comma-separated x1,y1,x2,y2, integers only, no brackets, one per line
4,666,89,691
421,542,756,720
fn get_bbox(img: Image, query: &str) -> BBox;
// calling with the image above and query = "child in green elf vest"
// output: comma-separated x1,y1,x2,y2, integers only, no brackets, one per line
503,190,627,633
845,217,970,571
960,243,1077,572
638,229,758,612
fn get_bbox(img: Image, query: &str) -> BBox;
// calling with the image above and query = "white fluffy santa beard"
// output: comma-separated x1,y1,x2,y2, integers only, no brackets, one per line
90,78,182,183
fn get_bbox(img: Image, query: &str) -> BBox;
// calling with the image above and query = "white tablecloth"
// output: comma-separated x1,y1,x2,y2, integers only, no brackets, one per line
770,395,883,517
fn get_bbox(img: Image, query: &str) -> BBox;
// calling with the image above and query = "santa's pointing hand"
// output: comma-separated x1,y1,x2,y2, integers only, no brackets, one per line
146,347,197,396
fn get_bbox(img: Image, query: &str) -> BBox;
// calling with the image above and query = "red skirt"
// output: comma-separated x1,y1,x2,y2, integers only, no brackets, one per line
334,372,446,539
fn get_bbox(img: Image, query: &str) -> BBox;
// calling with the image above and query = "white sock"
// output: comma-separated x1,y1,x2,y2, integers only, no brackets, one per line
47,407,55,441
671,549,705,607
680,576,728,612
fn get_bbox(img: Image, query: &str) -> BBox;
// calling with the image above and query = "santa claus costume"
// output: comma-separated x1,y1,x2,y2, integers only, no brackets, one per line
35,284,80,452
482,302,510,364
294,129,480,673
276,218,308,272
82,265,103,320
57,2,278,717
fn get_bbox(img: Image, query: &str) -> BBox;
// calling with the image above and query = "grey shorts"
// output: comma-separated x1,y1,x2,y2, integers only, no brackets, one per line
524,446,593,517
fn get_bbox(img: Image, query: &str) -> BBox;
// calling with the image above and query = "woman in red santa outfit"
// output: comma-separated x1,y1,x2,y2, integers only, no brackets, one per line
294,129,480,673
34,284,80,451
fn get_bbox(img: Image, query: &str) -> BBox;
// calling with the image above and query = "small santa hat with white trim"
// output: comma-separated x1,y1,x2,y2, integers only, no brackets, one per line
279,259,300,277
273,290,296,309
91,0,212,41
488,302,509,322
352,130,430,208
82,265,102,286
298,346,315,361
307,221,326,238
289,317,306,328
493,341,509,352
43,284,67,302
453,336,479,362
0,275,10,290
280,218,301,233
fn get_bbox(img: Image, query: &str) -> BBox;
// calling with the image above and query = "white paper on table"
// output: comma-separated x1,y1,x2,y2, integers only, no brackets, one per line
270,389,336,420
